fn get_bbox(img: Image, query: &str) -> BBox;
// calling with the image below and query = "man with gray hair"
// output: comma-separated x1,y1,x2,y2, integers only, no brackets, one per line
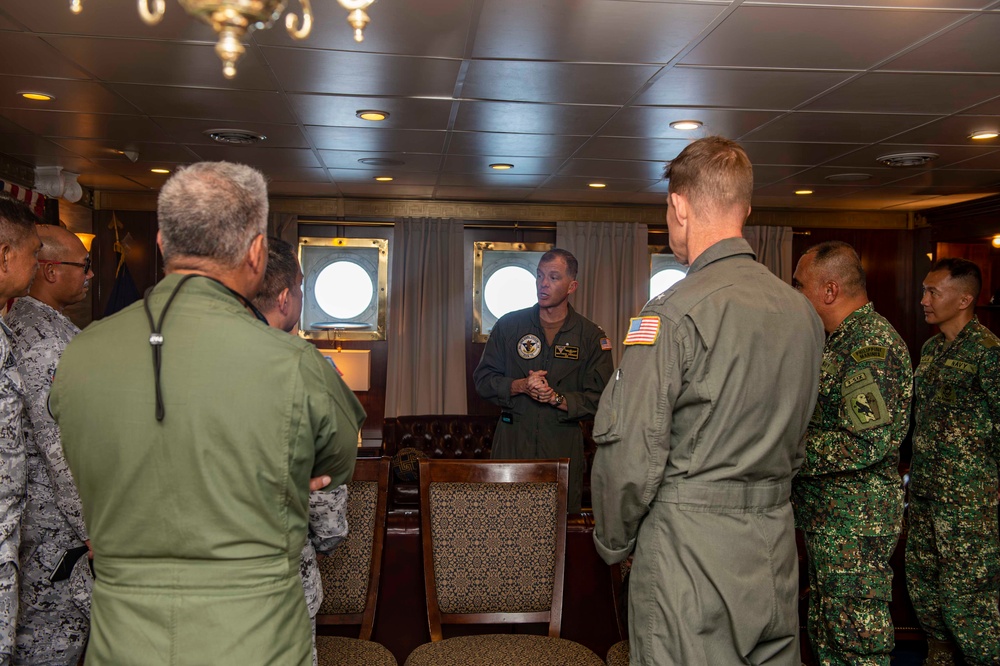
591,137,824,665
50,163,363,665
791,241,912,666
0,194,41,664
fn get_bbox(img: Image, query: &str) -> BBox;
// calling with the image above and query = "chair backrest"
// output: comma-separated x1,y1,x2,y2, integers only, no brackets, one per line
316,456,391,640
418,458,570,641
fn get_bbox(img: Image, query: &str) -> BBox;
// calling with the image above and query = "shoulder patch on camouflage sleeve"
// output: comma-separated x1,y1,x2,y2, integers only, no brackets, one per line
843,372,890,431
821,358,839,376
851,346,888,363
980,334,999,349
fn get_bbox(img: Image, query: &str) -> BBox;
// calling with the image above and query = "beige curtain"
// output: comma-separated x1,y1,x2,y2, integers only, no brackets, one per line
744,225,793,283
556,221,649,365
385,218,467,416
267,212,297,245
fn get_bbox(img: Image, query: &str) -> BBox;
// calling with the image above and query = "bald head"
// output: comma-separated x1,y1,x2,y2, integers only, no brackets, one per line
31,224,93,312
37,225,86,261
792,241,869,333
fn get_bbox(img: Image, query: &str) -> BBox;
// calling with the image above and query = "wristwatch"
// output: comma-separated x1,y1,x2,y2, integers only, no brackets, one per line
552,393,565,407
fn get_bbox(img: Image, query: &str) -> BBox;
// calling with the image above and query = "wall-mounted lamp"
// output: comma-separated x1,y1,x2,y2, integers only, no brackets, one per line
991,235,1000,249
34,166,83,203
319,349,371,391
75,233,95,252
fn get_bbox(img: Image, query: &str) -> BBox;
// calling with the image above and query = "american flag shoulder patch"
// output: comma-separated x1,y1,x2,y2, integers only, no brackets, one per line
623,316,660,345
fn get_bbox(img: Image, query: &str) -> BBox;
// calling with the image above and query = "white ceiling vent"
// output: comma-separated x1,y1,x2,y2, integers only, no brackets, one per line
876,152,937,167
203,129,267,145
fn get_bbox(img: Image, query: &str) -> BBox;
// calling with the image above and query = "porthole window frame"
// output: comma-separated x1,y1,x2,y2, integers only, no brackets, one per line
298,236,388,341
649,246,688,300
472,241,553,343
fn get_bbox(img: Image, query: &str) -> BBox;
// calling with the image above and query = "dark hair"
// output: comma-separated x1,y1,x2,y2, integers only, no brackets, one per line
806,240,867,296
0,194,41,247
253,237,299,312
665,136,753,217
930,257,982,300
539,248,578,279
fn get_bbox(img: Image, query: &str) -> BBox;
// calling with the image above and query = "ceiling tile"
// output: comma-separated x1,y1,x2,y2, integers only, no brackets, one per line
306,126,445,153
42,35,278,89
960,97,1000,115
0,76,136,114
804,73,1000,114
110,84,296,124
288,95,453,130
266,168,332,183
824,143,997,168
337,183,435,198
542,176,661,192
0,109,168,141
0,132,80,157
319,150,442,172
49,138,198,162
8,152,96,173
251,0,475,58
0,32,90,79
557,159,666,180
436,172,548,188
740,112,939,144
325,169,438,185
89,160,191,177
937,150,1000,170
454,101,617,135
752,182,867,198
474,0,725,63
261,48,460,97
885,115,1000,146
636,67,853,109
153,118,309,148
681,6,958,69
575,137,689,162
76,173,147,190
183,146,321,169
0,0,219,41
883,14,1000,73
268,182,342,196
463,61,658,105
447,132,587,158
750,165,811,186
526,188,655,204
888,169,1000,189
602,107,779,140
771,166,906,187
442,155,563,174
740,142,864,166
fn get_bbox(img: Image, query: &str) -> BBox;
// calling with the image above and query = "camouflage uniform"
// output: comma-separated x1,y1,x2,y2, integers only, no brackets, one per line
0,320,26,665
5,296,92,666
906,317,1000,666
792,302,912,666
300,485,348,666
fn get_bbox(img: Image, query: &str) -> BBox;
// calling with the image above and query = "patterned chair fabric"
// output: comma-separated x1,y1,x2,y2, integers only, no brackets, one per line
317,635,397,666
404,634,604,666
605,640,629,666
318,480,378,615
429,482,558,614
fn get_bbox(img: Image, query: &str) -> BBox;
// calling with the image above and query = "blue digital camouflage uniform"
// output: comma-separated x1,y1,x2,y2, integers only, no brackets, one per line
792,302,913,666
5,296,93,666
906,317,1000,666
0,319,26,665
300,485,348,666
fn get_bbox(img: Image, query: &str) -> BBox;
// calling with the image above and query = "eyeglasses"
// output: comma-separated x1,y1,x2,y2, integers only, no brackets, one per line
38,257,91,273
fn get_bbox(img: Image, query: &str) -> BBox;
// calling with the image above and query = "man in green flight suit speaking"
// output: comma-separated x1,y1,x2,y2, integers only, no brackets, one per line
50,162,363,666
791,241,913,666
474,249,613,512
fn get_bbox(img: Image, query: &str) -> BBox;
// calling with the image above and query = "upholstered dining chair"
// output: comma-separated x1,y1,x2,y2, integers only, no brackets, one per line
403,458,604,666
315,456,397,666
605,559,631,666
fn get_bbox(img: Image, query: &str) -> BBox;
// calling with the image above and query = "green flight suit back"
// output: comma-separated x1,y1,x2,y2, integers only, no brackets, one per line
50,275,362,666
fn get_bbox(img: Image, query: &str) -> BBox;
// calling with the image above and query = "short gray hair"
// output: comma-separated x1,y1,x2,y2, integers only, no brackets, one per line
157,162,268,268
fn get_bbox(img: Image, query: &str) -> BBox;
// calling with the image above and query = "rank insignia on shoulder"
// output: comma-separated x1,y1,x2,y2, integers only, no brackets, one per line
851,346,887,363
600,337,612,351
624,316,660,345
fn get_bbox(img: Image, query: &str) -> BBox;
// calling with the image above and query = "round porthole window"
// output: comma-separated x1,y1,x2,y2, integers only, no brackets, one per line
484,265,537,320
315,261,374,319
650,268,686,298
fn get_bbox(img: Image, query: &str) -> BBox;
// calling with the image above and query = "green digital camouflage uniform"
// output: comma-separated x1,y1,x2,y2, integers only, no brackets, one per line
792,302,912,666
906,317,1000,666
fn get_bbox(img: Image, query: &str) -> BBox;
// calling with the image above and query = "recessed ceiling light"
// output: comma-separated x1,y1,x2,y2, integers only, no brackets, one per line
969,130,999,141
877,152,937,167
19,91,54,101
825,172,872,182
150,168,170,174
795,189,813,195
489,163,514,170
588,183,607,189
669,120,703,131
374,176,394,182
356,110,389,121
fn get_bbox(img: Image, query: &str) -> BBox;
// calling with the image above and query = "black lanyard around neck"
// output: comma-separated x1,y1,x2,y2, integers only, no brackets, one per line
142,275,268,422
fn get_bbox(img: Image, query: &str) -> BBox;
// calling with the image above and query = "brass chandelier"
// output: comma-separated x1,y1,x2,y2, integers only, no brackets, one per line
70,0,377,79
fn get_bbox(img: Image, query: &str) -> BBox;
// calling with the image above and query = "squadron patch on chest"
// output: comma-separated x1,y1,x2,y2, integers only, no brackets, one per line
554,344,579,360
851,346,887,363
517,334,541,359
